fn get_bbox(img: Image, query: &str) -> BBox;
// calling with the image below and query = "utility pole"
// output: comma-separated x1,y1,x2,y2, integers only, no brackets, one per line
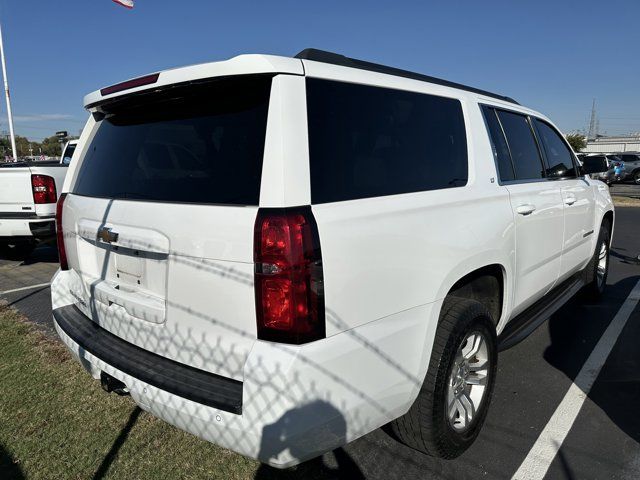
0,21,17,161
587,99,596,141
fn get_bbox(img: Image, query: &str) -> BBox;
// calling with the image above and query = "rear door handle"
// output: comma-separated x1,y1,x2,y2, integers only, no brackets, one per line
565,196,577,206
516,204,536,216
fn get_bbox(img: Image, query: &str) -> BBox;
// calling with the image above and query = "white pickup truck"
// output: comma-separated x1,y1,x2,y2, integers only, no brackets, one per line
0,140,76,257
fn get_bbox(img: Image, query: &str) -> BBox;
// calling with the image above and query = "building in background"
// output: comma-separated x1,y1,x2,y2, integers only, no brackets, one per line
583,134,640,153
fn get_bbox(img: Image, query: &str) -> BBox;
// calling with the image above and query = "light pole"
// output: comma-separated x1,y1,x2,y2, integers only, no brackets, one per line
0,21,17,161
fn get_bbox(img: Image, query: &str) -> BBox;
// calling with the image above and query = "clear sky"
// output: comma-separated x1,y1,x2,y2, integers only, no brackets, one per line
0,0,638,141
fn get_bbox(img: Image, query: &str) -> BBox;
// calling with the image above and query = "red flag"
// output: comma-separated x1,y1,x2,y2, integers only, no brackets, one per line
112,0,134,9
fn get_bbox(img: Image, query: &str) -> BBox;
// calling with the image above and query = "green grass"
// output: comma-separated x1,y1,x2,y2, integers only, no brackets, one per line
0,305,327,480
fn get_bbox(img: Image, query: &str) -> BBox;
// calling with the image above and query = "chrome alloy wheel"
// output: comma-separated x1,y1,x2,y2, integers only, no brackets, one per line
597,241,608,289
447,331,490,431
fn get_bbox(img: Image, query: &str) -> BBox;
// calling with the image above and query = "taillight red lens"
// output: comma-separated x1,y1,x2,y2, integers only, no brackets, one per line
31,174,57,204
56,193,68,270
254,206,325,344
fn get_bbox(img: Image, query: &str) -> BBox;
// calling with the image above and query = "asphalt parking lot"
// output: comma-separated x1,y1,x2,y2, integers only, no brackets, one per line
611,183,640,199
1,207,639,480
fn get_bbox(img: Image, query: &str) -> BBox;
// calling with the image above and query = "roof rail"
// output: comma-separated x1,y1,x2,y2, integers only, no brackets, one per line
295,48,519,105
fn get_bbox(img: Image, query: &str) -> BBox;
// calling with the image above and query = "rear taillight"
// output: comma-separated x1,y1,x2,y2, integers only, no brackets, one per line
56,193,68,271
254,206,325,344
31,174,57,204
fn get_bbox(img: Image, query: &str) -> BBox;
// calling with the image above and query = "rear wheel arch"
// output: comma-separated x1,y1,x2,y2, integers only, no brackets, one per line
602,210,614,241
445,264,505,327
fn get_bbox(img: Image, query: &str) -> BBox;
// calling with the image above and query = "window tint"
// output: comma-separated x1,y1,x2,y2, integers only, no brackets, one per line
62,143,76,165
620,155,639,163
306,78,468,204
73,75,272,205
496,110,544,180
534,119,576,178
481,106,514,181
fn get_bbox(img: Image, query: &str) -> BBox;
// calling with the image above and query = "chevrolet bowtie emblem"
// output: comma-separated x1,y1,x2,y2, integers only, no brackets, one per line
98,226,119,244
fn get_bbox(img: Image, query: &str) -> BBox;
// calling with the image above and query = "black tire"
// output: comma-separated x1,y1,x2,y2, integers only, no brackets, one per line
582,222,611,300
390,297,497,459
634,171,640,185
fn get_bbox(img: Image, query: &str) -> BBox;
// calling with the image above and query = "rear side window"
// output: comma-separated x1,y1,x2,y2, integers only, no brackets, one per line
481,106,514,181
496,110,544,180
533,119,577,178
73,75,272,205
306,78,468,204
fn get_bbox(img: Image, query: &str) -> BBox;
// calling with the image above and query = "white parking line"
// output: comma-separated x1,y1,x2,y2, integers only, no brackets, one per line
513,279,640,480
0,282,51,295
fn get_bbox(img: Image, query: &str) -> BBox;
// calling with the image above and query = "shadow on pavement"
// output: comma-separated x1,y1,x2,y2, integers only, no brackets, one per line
7,286,51,307
0,443,25,480
254,401,364,480
255,451,363,480
21,244,59,265
544,275,640,445
610,248,640,266
0,243,58,264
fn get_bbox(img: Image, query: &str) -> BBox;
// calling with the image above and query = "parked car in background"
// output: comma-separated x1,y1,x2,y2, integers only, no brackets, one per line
614,152,640,184
0,156,69,257
581,153,621,185
51,49,613,467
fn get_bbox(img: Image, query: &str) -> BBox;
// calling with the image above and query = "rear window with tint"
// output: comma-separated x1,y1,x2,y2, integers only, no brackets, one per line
306,78,468,204
73,75,272,205
482,106,515,181
496,110,544,180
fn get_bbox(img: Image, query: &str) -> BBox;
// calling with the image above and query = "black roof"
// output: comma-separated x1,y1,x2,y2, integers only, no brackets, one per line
295,48,519,105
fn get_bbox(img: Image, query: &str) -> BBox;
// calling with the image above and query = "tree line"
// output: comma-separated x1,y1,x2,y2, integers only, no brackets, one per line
0,134,72,158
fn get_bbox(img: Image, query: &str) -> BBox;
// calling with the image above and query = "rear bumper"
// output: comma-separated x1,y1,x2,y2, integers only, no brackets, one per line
51,269,439,468
0,216,55,241
54,304,243,414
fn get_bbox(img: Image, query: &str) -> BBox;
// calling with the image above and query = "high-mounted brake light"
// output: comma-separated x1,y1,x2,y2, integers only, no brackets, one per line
254,206,325,344
100,73,160,96
56,193,68,271
31,175,57,204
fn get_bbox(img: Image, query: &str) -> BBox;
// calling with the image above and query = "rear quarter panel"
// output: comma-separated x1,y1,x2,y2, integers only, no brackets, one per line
313,186,514,337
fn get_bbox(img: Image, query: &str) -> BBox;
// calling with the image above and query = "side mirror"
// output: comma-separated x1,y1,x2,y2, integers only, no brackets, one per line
581,156,609,174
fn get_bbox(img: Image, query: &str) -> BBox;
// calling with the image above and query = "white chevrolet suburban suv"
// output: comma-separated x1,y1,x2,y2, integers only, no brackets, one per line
51,49,614,467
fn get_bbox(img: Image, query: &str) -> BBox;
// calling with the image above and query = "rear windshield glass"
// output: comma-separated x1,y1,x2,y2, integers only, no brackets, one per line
306,78,468,204
73,75,272,205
